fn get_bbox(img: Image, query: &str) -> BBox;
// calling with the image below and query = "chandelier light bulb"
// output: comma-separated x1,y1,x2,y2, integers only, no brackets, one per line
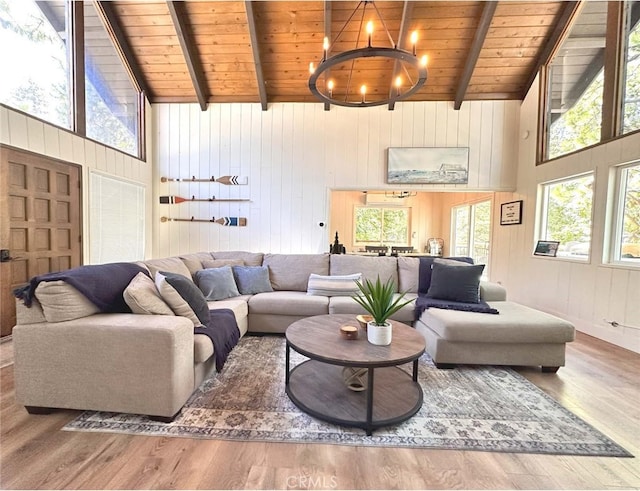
421,54,428,67
360,84,367,103
327,79,334,96
323,36,329,59
309,62,315,74
410,31,418,55
395,76,402,95
366,21,373,46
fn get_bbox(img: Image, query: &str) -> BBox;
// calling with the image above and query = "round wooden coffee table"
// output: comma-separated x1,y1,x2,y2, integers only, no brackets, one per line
285,314,425,435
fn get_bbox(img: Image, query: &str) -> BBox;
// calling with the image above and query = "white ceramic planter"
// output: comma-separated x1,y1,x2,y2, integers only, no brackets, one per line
367,321,392,345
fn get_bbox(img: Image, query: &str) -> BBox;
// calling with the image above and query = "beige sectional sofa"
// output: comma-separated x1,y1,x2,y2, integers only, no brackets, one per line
13,251,575,421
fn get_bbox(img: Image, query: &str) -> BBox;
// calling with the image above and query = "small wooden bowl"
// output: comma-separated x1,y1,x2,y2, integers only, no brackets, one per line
340,324,359,340
356,314,373,331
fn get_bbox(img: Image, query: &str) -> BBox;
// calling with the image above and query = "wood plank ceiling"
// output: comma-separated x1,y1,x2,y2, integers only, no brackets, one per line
100,1,577,110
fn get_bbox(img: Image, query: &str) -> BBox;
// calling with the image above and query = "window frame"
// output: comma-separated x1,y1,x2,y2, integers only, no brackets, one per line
535,172,595,261
450,199,492,267
608,161,640,266
539,0,640,164
1,0,146,160
353,205,411,246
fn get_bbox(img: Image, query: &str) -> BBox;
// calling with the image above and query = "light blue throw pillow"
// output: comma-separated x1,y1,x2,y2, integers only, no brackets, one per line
195,266,240,301
232,265,273,295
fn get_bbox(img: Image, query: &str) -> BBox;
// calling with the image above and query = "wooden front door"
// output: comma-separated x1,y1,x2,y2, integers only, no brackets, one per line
0,146,82,337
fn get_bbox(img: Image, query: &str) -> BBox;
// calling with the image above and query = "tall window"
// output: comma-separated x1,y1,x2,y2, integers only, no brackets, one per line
611,162,640,263
451,200,491,266
354,207,409,245
545,2,608,160
0,0,70,129
0,0,142,158
622,1,640,134
538,174,594,259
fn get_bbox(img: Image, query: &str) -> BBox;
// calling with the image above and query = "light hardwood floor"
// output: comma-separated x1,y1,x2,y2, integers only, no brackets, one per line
1,331,639,490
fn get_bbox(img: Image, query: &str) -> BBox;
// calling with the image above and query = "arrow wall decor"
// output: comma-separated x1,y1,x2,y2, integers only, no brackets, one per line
160,216,247,227
160,175,248,185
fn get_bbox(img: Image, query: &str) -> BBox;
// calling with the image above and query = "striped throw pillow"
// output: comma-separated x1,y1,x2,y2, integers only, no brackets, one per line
307,273,362,297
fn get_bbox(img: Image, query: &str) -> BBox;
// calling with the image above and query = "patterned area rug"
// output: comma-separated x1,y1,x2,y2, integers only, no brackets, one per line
64,336,631,457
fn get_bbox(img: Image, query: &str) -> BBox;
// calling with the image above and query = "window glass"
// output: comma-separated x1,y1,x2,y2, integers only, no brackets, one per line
451,200,491,267
612,163,640,263
622,1,640,134
0,0,70,128
539,174,594,259
84,2,139,156
545,2,608,160
354,207,409,245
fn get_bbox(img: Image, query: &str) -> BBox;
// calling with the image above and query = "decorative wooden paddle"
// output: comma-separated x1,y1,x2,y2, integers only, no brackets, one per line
159,195,250,204
161,216,247,226
160,176,248,185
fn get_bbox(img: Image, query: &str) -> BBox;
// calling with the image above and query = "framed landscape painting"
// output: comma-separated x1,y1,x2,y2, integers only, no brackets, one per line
387,147,469,184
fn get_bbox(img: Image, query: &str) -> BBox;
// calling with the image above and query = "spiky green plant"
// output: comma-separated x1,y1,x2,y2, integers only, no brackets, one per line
352,276,413,326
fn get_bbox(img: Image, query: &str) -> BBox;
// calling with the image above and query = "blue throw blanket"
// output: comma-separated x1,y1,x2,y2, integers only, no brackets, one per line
194,308,240,372
13,262,148,313
415,256,499,320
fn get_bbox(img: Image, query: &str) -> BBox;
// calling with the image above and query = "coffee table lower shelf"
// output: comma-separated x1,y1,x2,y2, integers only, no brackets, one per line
286,359,423,435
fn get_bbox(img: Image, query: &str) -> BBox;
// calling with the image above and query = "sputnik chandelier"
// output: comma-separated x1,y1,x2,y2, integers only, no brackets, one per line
308,0,428,108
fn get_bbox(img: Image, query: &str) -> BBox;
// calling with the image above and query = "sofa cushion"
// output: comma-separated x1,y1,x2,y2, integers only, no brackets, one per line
330,255,398,287
249,291,329,316
34,280,100,322
143,257,192,279
201,258,245,269
307,273,361,296
264,253,330,291
420,301,576,344
179,252,214,276
156,271,210,327
212,251,264,266
398,256,419,293
232,265,273,295
427,260,484,303
194,334,214,363
123,272,175,315
195,266,241,301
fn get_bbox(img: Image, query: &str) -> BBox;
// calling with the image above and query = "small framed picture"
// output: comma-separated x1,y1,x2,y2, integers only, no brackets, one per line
534,240,560,257
500,200,523,225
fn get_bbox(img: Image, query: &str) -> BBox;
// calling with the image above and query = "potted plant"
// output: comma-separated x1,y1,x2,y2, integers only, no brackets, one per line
352,276,413,346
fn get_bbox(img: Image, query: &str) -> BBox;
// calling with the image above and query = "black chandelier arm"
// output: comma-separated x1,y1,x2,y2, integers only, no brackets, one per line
308,47,428,108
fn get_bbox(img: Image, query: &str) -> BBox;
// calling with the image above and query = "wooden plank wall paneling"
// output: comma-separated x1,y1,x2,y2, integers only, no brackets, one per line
0,104,153,263
490,79,640,354
153,99,520,258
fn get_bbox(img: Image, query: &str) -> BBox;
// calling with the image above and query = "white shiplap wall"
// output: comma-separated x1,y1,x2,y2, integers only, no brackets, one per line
153,100,520,257
488,79,640,354
0,104,154,261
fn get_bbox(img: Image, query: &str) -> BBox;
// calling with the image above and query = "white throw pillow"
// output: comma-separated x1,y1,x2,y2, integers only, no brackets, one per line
123,272,174,315
307,273,362,297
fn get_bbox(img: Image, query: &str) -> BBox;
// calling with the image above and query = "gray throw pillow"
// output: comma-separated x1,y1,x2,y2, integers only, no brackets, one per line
427,261,485,303
232,265,273,295
195,266,241,301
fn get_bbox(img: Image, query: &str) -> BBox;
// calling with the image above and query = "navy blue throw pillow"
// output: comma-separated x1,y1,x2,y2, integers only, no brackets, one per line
426,260,484,303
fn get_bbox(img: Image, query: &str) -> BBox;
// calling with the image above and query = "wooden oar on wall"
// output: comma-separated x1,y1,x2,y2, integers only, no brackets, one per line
159,195,251,204
161,216,247,227
160,176,248,185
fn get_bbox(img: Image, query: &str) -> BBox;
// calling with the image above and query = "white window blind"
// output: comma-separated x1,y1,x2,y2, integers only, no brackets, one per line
90,172,145,264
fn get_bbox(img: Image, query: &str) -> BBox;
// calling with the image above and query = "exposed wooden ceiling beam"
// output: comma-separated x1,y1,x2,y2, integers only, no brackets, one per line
521,1,580,100
167,1,209,111
454,1,497,110
323,1,332,111
95,1,151,100
245,1,268,111
388,1,414,111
